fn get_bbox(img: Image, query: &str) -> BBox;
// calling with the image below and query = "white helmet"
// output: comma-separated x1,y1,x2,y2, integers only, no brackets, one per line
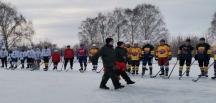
92,44,96,47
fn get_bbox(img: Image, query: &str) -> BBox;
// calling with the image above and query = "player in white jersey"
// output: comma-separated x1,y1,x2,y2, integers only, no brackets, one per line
41,46,51,71
0,47,8,68
10,48,20,69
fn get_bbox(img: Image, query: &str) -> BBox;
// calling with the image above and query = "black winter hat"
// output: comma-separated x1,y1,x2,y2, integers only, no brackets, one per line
117,41,124,47
200,37,205,41
106,38,114,44
186,38,191,42
160,39,166,43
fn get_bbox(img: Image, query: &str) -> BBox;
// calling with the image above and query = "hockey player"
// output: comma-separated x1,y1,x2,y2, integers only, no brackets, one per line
155,39,172,77
211,44,216,79
19,49,26,69
77,44,88,72
178,39,194,77
195,38,211,77
34,48,42,70
115,41,135,84
129,42,142,75
93,38,124,90
125,42,132,73
52,49,61,70
41,46,51,71
64,45,74,70
0,47,8,68
141,40,154,77
10,48,20,69
89,44,99,71
27,48,36,69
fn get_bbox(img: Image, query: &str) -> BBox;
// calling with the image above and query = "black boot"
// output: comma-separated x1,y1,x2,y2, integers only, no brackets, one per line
165,68,169,76
159,67,164,76
127,81,135,85
100,85,110,90
142,67,146,76
179,71,182,76
115,85,125,90
149,67,153,76
186,71,190,76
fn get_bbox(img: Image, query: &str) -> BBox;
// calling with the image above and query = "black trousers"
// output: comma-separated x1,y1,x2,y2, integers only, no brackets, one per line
64,58,74,69
43,57,50,69
89,56,98,65
198,59,209,67
1,57,7,68
79,56,87,69
116,70,132,83
179,58,192,66
100,68,120,88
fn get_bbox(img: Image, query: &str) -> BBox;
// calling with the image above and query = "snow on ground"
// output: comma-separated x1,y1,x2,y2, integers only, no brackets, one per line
0,58,216,103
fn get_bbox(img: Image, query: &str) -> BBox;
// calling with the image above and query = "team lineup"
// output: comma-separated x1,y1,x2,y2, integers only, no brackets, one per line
0,37,216,90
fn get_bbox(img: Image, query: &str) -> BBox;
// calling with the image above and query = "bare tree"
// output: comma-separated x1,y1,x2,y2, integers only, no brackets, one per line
78,3,169,46
0,1,34,50
134,4,168,44
207,12,216,44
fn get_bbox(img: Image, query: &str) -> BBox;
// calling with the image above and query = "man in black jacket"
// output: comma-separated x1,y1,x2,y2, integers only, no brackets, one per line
94,38,124,90
115,41,135,84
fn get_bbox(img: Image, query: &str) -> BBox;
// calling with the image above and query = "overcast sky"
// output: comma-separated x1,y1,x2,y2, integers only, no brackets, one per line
4,0,216,46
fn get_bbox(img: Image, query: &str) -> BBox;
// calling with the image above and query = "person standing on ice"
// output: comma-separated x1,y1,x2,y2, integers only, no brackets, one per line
10,48,20,69
0,47,8,68
211,44,216,79
155,39,172,77
195,38,211,77
41,46,51,71
93,38,124,90
64,45,74,70
34,48,42,70
129,42,142,75
77,44,88,72
88,44,99,71
177,39,194,77
52,49,61,70
27,48,36,69
19,49,27,69
115,41,135,84
141,40,154,77
125,42,132,73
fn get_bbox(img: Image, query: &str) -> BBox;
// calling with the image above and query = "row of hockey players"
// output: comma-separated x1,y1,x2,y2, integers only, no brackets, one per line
123,37,216,79
0,44,99,72
0,46,51,71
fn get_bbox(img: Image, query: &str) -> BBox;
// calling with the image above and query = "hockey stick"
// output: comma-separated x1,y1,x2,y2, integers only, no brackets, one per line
192,62,214,82
167,60,179,79
150,69,161,78
179,60,196,80
96,67,104,73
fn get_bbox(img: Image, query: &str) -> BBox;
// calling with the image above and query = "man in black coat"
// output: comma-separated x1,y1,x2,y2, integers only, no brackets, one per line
94,38,124,90
115,41,135,84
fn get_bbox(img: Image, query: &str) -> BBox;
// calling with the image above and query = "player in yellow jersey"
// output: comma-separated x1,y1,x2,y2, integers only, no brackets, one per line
155,39,172,77
129,43,142,75
89,44,99,71
125,42,132,73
